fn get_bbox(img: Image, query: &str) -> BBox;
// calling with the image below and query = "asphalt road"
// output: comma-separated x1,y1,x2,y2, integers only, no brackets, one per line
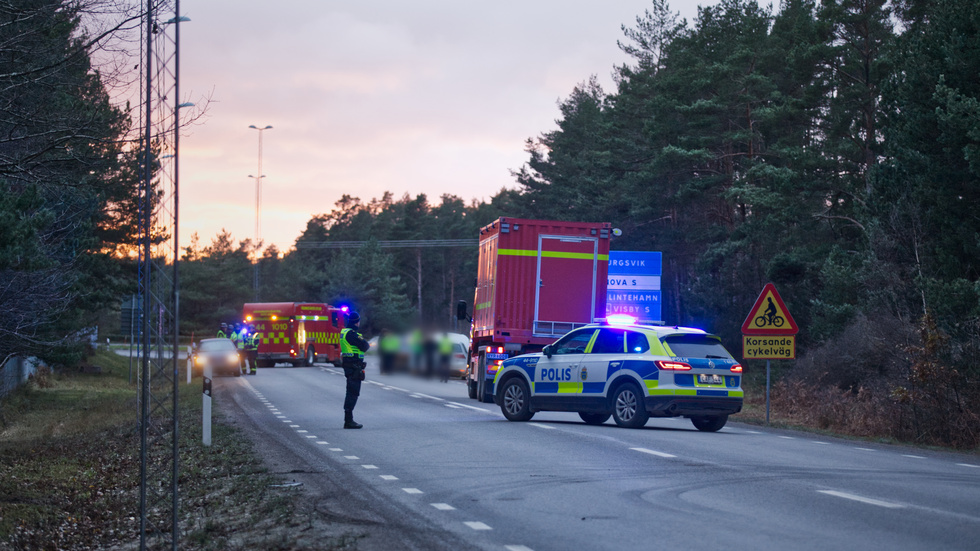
214,358,980,551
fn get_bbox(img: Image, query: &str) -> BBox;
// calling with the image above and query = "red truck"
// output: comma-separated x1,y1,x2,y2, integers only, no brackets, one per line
464,217,612,402
242,302,347,367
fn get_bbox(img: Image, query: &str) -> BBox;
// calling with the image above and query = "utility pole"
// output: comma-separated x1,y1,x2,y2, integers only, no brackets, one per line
248,124,272,301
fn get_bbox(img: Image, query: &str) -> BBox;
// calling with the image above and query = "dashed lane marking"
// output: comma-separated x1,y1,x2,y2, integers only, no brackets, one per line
431,503,455,511
380,475,398,481
903,454,925,459
778,436,795,440
505,546,534,551
411,392,445,401
329,448,342,452
528,423,556,430
464,521,491,530
445,404,462,409
856,448,875,451
631,447,676,459
402,488,423,494
446,401,498,414
344,456,359,460
362,465,378,469
296,430,308,433
957,463,980,469
744,430,762,434
316,441,328,445
290,425,300,428
410,395,423,399
305,435,317,439
817,490,905,509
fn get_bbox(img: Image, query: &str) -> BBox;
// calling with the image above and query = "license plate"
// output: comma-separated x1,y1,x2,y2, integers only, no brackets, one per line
698,374,723,384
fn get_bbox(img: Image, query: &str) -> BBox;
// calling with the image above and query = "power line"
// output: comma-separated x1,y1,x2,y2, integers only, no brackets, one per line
295,239,478,249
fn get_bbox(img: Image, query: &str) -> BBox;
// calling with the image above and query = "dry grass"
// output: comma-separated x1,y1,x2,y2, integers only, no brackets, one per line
0,350,362,550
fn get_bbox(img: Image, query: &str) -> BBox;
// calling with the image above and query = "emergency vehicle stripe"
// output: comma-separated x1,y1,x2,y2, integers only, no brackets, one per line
534,383,559,393
557,382,582,393
497,248,609,261
644,380,659,392
582,382,605,393
475,301,492,311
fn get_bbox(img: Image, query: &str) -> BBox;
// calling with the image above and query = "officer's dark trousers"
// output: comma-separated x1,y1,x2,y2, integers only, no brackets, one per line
342,365,362,419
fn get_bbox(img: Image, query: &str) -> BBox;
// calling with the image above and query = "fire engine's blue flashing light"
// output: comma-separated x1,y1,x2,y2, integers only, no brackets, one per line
341,306,349,312
241,329,248,335
607,314,637,326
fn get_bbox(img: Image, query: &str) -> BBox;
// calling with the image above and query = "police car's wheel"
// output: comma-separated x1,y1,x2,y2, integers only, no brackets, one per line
612,384,649,428
501,378,534,422
578,412,611,425
691,415,728,432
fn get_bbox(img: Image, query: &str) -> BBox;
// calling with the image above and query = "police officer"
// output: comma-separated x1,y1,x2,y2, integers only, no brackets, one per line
340,311,370,429
232,323,247,374
246,324,259,375
217,323,228,339
438,332,454,383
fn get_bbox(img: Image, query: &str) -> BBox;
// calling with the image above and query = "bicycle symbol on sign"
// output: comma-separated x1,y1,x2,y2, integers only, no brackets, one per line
754,297,784,328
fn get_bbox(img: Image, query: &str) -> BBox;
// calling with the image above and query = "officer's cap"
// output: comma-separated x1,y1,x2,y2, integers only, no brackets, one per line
347,311,360,325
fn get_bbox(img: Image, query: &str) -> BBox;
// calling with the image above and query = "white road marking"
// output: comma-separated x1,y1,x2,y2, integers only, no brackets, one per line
296,430,308,433
528,423,555,430
818,490,906,509
778,436,794,440
402,488,423,494
305,435,317,439
813,441,829,445
380,475,398,481
276,415,286,418
431,503,455,511
902,454,925,459
445,404,462,409
957,463,980,469
505,546,534,551
631,447,676,459
464,521,492,530
383,387,393,391
410,395,423,399
329,448,342,452
744,430,762,434
856,447,874,451
386,385,409,392
446,401,496,414
316,441,328,445
366,381,384,386
362,465,378,469
290,425,300,428
411,393,444,401
344,456,359,460
282,420,292,423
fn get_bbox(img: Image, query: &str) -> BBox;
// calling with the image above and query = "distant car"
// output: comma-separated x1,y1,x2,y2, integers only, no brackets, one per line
490,317,743,432
446,333,470,379
193,338,242,377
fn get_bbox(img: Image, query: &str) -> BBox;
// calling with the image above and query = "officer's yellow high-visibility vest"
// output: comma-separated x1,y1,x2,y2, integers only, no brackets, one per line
340,328,364,359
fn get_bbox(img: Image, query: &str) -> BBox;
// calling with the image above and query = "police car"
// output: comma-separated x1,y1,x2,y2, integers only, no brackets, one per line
491,316,743,432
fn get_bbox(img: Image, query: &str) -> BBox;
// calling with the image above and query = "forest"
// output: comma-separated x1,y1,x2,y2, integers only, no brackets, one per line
2,0,978,447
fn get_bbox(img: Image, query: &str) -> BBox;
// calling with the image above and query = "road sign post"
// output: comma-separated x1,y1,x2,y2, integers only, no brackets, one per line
203,366,212,446
741,283,799,425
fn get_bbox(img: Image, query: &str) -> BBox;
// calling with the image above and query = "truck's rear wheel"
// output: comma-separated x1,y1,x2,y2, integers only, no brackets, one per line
467,379,477,399
305,346,315,367
476,351,490,402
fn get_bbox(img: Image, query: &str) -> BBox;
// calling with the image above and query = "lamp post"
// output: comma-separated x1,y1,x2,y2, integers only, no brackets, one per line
248,124,272,301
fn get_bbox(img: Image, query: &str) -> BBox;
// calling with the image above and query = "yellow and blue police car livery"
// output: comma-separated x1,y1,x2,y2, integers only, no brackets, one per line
491,321,743,432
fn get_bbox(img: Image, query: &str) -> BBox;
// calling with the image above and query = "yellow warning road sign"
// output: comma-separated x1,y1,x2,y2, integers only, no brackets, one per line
741,283,799,335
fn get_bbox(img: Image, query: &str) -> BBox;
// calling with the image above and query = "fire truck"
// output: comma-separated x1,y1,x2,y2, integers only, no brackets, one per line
242,302,347,367
463,217,612,402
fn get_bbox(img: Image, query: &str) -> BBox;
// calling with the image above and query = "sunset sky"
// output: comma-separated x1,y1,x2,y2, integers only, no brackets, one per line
176,1,715,253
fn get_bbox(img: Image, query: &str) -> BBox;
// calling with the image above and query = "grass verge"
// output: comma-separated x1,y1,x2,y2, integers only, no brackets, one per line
0,350,358,550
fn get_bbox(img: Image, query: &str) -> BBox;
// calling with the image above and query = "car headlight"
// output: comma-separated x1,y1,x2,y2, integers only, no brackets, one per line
194,356,204,366
227,353,240,363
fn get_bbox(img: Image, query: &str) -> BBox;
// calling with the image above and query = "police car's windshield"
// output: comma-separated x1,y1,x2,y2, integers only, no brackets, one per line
662,335,732,359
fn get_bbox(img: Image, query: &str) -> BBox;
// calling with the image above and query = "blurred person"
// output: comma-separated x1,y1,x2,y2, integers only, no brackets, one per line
379,329,399,375
231,323,246,374
410,328,424,374
423,330,437,378
216,323,228,338
340,311,370,429
246,324,259,375
438,332,453,383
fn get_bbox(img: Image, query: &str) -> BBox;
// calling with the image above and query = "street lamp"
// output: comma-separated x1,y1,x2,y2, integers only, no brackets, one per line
248,124,272,301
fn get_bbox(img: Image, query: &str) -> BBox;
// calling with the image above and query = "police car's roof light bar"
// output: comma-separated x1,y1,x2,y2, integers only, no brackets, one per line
606,314,637,326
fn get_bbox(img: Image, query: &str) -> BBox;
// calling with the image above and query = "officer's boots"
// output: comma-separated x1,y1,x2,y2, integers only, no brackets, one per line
344,410,362,429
